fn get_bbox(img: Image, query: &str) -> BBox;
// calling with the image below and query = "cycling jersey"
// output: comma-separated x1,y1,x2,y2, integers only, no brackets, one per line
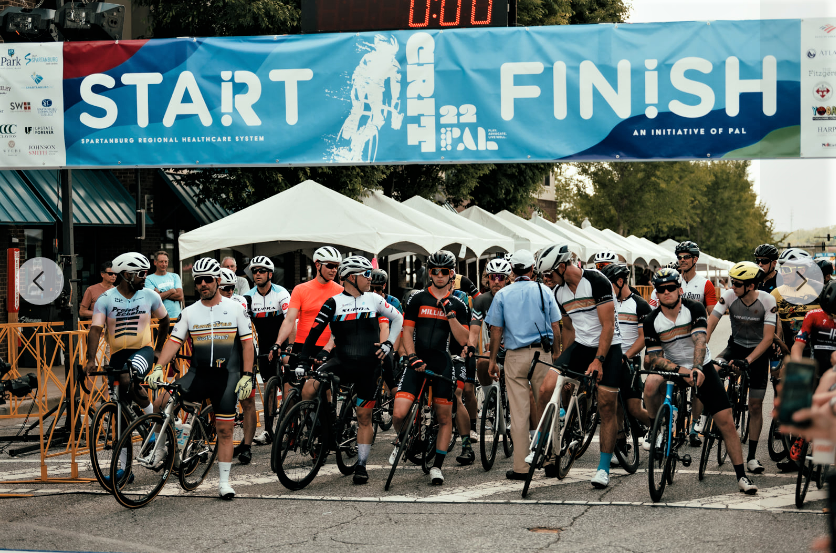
378,294,403,325
244,283,290,346
300,291,404,362
230,293,248,310
712,289,777,348
471,291,496,354
554,269,622,348
169,296,253,371
644,298,712,369
288,279,344,347
795,309,836,371
91,288,168,355
403,288,470,353
649,274,717,309
772,285,821,338
758,273,778,294
616,293,652,354
454,274,481,300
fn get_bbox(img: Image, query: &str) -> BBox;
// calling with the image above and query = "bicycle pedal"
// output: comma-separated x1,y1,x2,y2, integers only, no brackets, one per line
680,454,692,467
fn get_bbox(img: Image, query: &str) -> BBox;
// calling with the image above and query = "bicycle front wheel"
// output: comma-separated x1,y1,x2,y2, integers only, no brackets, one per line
795,442,812,508
335,403,359,476
648,404,671,503
273,400,328,491
501,385,513,458
110,413,176,509
576,390,598,458
614,398,640,474
178,414,218,491
89,402,130,493
698,416,714,481
523,404,554,498
767,418,787,462
385,401,420,492
557,400,583,480
480,385,500,471
262,376,282,440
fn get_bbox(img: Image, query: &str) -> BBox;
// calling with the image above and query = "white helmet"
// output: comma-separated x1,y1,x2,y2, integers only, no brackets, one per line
112,252,150,274
778,248,813,265
594,250,619,264
313,246,342,264
192,258,221,278
503,252,512,262
485,258,512,276
338,255,373,279
219,268,237,287
536,244,573,274
245,255,274,278
666,260,679,269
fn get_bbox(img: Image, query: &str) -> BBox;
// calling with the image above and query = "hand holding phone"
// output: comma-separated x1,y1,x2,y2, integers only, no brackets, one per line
777,360,817,428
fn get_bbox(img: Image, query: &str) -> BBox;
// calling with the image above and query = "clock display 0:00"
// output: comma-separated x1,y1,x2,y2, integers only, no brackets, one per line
409,0,498,27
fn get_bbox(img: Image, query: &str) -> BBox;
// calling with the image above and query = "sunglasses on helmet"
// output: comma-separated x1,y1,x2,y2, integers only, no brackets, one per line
430,268,451,276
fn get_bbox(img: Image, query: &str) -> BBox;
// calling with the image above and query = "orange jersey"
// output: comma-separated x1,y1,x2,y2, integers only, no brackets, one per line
289,279,343,346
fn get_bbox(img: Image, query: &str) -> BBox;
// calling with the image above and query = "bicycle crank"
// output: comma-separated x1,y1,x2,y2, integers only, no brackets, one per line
678,453,692,467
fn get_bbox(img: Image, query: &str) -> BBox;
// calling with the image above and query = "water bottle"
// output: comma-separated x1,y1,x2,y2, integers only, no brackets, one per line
174,421,192,447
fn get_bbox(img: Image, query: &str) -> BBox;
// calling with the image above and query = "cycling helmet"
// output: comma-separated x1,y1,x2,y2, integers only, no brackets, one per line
370,269,388,286
503,252,512,262
427,250,456,269
536,244,573,274
193,257,221,278
675,241,700,257
601,263,630,284
666,260,679,269
820,281,836,315
219,268,237,287
728,261,764,283
245,255,274,278
112,252,151,274
816,258,833,277
652,268,681,287
594,250,619,264
778,248,813,265
338,255,373,279
486,258,512,276
754,243,779,261
313,246,342,264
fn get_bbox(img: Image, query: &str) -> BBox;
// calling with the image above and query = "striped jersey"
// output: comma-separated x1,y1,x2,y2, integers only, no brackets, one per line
91,288,167,354
169,296,253,371
616,293,652,354
643,298,712,369
554,269,622,348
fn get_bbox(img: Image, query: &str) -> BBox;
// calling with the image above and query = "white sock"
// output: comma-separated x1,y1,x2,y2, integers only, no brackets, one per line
142,403,153,415
358,444,371,466
218,461,232,486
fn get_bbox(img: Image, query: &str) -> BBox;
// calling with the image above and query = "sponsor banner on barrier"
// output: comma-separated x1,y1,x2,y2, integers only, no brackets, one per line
801,19,836,157
0,42,65,167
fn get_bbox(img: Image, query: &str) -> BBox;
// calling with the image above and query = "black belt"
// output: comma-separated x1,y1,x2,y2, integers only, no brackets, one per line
513,343,547,350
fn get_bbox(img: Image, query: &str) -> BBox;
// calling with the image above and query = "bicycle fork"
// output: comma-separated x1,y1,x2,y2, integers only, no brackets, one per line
664,381,692,468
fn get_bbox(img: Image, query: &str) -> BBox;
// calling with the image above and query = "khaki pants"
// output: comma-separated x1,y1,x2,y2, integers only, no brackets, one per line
505,346,551,473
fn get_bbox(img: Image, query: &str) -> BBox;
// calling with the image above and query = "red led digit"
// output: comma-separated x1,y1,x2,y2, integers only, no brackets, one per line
440,0,461,26
409,0,430,27
471,0,492,24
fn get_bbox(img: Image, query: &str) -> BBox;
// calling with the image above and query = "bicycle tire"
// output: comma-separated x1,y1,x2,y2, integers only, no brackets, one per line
335,396,359,476
738,408,749,444
698,416,714,481
378,387,394,432
274,400,328,491
178,414,218,491
717,433,728,466
648,404,670,503
558,399,583,480
421,420,438,475
262,376,282,440
501,383,513,458
90,402,130,493
767,418,787,462
795,443,812,508
385,401,420,491
576,389,598,458
523,404,554,498
480,386,500,471
613,397,640,474
110,413,176,509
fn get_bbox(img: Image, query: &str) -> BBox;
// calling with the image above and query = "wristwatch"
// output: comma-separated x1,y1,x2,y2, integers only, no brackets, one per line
595,355,605,364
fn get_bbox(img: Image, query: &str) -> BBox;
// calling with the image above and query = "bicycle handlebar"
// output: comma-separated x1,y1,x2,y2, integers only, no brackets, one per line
528,350,599,385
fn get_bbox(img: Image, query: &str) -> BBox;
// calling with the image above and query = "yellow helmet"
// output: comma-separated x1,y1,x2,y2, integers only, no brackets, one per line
729,261,764,283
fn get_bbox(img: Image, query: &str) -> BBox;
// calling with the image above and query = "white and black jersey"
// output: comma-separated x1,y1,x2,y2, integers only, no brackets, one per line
617,293,653,354
711,289,778,349
643,298,712,369
554,269,622,348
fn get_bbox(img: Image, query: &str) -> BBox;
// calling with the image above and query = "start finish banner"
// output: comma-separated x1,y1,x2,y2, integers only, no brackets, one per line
0,18,834,168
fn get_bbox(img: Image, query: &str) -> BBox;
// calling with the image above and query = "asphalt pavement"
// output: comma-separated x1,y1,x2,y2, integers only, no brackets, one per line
1,315,829,552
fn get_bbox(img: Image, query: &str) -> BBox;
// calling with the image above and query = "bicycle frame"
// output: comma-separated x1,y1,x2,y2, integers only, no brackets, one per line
528,372,583,460
141,389,204,470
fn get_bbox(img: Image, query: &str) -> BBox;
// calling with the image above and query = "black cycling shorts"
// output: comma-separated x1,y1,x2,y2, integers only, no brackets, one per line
696,361,732,416
620,355,643,401
109,346,155,380
717,339,769,391
396,349,455,405
553,342,624,389
176,367,239,422
318,356,381,407
457,356,477,385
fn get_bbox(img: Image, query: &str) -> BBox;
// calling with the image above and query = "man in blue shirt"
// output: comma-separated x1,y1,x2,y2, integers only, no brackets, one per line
486,249,561,480
144,251,183,321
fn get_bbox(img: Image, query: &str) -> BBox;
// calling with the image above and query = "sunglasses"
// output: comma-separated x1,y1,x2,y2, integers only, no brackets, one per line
104,272,117,276
755,258,772,265
322,263,339,270
194,276,215,285
655,284,679,294
676,255,693,261
220,285,235,292
731,280,746,288
371,285,385,292
352,270,372,278
488,273,506,281
430,268,451,276
779,265,803,275
594,262,610,270
127,270,148,278
252,268,270,275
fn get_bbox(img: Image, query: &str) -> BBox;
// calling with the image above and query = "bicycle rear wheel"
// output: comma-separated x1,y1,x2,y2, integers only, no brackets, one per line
795,442,812,508
557,400,583,480
110,413,176,509
178,414,218,491
480,385,500,471
767,418,787,462
614,397,640,474
385,401,420,491
262,376,282,440
523,404,554,498
501,385,513,458
90,402,130,493
576,389,598,458
698,416,714,481
335,400,359,476
648,404,670,503
273,400,328,491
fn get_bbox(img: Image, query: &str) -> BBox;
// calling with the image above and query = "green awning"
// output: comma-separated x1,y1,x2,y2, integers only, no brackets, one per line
159,170,231,226
21,170,153,227
0,170,55,225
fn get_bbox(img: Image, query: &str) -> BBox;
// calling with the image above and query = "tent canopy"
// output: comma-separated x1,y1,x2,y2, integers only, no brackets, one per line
495,211,581,257
459,205,551,252
657,238,733,271
551,219,630,263
178,180,436,259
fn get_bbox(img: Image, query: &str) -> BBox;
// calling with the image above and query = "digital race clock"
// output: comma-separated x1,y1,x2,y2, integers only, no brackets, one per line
301,0,510,33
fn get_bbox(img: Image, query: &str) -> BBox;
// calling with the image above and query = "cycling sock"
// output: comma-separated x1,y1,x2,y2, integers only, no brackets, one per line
433,449,446,469
461,436,471,450
470,419,477,433
597,452,613,473
748,440,758,461
358,443,371,466
733,463,746,480
142,403,153,415
218,461,232,486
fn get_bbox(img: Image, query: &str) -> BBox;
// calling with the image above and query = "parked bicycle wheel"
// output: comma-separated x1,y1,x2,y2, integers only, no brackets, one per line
89,402,131,493
613,396,640,474
273,400,328,491
557,399,584,480
523,403,554,498
767,418,787,462
795,442,813,508
501,384,513,459
717,433,728,466
648,404,671,502
698,416,715,481
576,389,598,458
385,401,420,492
110,413,176,509
262,376,282,439
335,397,359,476
178,410,218,491
480,385,500,471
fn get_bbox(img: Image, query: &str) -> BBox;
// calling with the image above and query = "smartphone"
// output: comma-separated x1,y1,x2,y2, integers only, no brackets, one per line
777,359,817,428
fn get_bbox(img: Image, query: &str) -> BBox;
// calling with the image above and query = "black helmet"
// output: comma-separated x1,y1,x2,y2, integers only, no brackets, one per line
601,263,630,283
675,241,700,257
427,250,456,269
370,269,388,286
816,258,833,277
754,244,779,261
821,281,836,315
652,268,682,287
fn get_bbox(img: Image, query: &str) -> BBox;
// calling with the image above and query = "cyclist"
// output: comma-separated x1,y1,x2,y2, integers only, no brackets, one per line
643,268,758,494
469,258,512,388
83,252,169,413
446,272,477,465
793,280,836,375
817,258,833,287
594,250,620,272
706,261,776,474
145,257,255,500
539,245,624,489
295,256,403,484
391,250,471,485
244,256,291,447
370,268,401,428
755,244,780,294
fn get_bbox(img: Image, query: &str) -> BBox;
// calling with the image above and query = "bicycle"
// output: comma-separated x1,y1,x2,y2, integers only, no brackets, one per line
639,368,696,502
384,369,458,491
109,382,218,509
271,366,359,491
767,375,788,462
478,356,513,471
613,360,643,474
796,440,830,508
711,360,751,465
523,352,597,498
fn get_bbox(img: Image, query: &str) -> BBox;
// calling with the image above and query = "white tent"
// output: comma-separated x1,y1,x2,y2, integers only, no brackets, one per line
402,196,514,256
459,205,552,252
494,211,581,257
178,180,436,259
657,238,733,272
598,228,670,266
552,219,631,263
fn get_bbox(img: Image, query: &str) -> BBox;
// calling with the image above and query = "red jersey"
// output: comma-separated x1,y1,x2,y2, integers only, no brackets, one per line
288,278,343,346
